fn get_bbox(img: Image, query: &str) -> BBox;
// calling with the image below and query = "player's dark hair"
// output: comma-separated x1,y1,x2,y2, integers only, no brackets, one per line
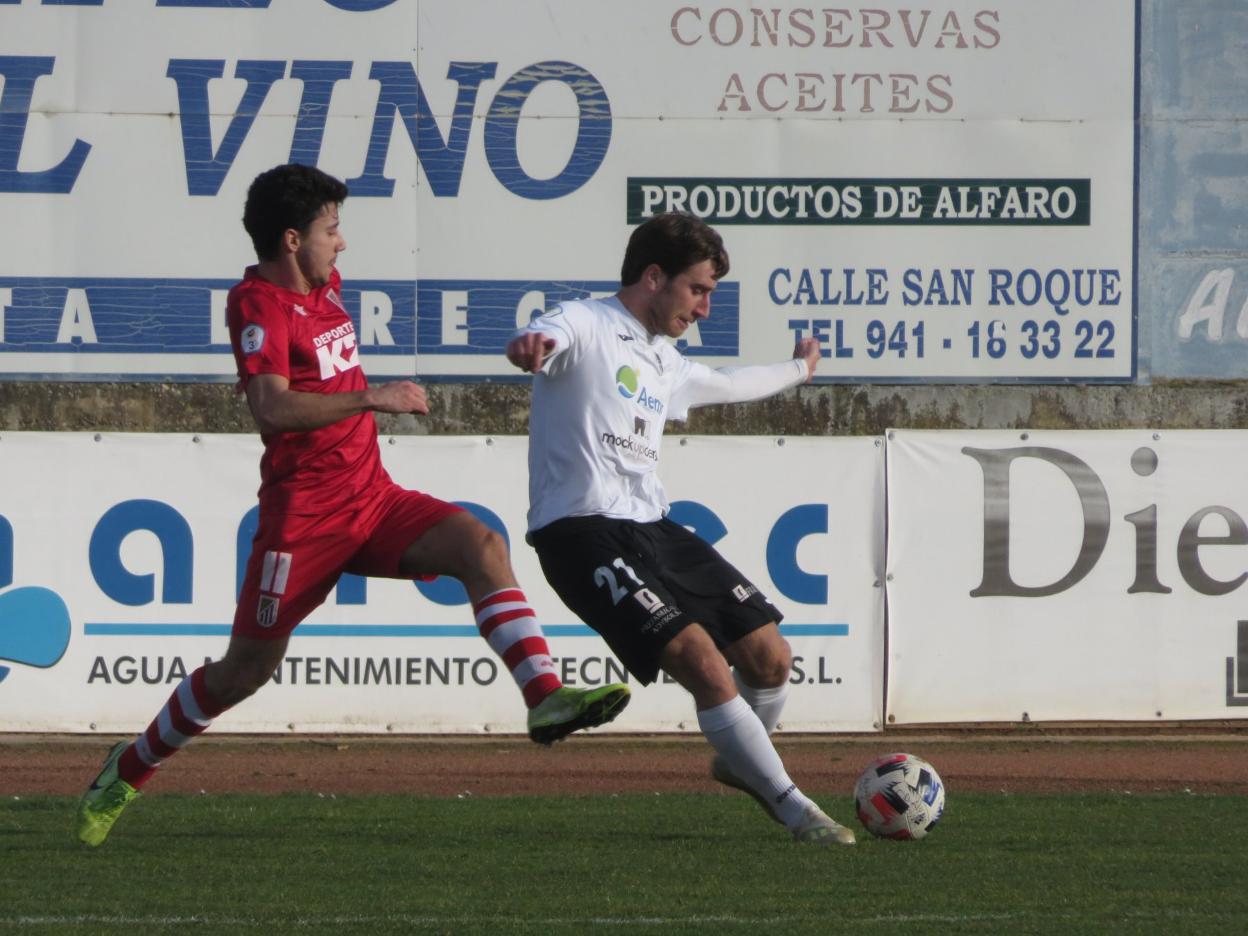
619,212,729,286
243,164,349,261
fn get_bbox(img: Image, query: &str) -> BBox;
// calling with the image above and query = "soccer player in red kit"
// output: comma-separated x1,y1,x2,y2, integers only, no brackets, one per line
76,164,629,846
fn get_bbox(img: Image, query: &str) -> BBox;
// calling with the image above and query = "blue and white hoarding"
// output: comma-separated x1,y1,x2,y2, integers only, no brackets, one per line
0,0,1137,381
0,433,884,733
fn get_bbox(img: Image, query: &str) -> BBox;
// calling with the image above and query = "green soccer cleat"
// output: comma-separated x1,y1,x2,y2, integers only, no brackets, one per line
792,805,857,846
76,740,140,847
527,683,631,745
710,754,785,826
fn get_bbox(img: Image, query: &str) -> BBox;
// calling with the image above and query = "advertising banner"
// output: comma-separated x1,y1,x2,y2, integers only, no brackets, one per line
886,429,1248,723
0,0,1137,382
0,433,884,733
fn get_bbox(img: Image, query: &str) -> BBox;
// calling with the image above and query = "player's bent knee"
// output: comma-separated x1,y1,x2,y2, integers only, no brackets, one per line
743,647,793,688
736,662,788,689
728,627,791,687
460,529,511,582
476,526,510,562
439,515,509,567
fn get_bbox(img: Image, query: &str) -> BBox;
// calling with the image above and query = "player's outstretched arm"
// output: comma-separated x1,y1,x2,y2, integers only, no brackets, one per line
794,336,822,383
506,332,557,374
673,335,825,413
245,373,428,434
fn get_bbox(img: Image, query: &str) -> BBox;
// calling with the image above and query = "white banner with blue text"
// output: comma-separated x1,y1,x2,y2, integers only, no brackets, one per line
0,432,884,733
0,0,1136,381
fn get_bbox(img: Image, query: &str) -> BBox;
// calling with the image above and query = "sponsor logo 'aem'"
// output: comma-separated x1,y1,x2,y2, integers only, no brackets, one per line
615,365,664,413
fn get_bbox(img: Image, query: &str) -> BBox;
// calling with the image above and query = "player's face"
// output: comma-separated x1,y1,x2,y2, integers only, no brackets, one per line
294,203,346,289
649,259,717,338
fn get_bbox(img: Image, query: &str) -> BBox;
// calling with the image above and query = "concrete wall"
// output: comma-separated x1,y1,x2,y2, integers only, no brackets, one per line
2,1,1244,437
7,378,1248,437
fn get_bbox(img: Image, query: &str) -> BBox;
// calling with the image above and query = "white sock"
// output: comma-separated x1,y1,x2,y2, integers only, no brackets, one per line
697,695,813,829
733,670,790,734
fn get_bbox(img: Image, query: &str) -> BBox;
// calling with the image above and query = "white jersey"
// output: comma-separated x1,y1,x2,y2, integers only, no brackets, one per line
520,295,807,531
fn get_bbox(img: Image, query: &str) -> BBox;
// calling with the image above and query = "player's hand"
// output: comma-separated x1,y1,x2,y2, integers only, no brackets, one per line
506,333,557,373
794,336,822,382
367,379,429,415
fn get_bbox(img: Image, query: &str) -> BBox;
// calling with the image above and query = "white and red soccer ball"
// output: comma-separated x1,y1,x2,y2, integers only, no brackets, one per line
854,752,945,840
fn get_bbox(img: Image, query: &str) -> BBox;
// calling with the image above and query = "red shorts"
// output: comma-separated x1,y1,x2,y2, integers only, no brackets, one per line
233,482,463,639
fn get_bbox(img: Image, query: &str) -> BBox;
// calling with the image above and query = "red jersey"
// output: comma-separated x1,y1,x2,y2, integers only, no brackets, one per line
227,266,388,514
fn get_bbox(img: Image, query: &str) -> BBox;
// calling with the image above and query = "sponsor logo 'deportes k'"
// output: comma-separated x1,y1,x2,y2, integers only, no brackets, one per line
313,323,360,380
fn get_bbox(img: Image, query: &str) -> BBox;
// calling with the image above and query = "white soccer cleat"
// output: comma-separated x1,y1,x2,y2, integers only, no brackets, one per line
792,805,857,846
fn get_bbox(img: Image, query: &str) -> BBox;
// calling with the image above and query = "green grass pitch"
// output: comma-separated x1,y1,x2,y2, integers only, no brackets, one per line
3,792,1246,934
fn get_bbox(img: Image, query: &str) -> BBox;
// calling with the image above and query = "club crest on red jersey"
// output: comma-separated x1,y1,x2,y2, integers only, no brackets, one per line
256,595,279,628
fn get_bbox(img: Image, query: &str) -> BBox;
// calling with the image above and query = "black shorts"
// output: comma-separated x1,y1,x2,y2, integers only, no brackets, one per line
529,515,782,685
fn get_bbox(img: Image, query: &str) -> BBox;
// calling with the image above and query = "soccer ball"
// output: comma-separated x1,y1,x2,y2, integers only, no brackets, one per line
853,752,945,840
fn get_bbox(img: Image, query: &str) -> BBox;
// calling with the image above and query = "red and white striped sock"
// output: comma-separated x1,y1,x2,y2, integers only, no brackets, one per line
116,666,227,790
473,587,561,708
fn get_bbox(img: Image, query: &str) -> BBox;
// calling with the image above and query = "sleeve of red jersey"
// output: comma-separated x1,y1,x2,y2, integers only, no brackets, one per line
228,288,291,385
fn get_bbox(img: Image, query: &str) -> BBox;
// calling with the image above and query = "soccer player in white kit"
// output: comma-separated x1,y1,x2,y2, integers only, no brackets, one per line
506,212,854,845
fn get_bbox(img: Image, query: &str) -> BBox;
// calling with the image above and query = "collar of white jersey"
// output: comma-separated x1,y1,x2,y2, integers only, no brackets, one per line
605,294,662,345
